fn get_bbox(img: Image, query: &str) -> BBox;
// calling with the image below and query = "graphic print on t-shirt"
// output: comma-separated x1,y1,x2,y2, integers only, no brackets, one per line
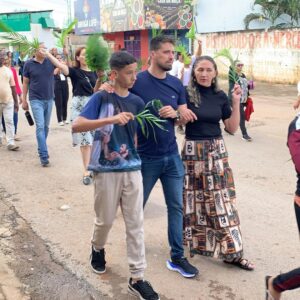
88,92,143,172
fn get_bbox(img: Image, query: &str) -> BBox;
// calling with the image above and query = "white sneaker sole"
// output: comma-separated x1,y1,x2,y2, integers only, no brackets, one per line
166,260,197,278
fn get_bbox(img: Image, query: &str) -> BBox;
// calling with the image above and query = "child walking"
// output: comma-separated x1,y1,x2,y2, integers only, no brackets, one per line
72,51,159,300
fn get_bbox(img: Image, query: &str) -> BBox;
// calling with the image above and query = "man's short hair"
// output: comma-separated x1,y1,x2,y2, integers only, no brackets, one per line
109,51,136,70
150,36,175,51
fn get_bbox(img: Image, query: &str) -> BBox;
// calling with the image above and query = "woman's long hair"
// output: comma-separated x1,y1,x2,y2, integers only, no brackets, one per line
74,47,86,68
186,55,220,108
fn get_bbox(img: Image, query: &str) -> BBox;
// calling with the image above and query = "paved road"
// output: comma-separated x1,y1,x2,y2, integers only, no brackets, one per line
1,80,300,299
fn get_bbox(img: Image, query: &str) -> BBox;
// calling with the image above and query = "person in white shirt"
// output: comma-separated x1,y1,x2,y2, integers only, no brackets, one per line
169,52,183,77
179,54,192,87
0,51,19,150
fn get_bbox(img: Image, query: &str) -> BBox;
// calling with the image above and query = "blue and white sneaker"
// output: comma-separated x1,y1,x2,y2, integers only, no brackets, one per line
166,257,199,278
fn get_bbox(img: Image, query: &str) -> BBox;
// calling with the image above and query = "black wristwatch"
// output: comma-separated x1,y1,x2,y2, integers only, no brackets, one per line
175,110,181,121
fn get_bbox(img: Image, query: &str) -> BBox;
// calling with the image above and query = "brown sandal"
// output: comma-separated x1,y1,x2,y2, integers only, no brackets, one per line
223,257,255,271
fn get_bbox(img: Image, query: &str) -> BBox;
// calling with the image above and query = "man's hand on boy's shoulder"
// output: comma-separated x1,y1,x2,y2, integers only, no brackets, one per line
112,112,134,125
99,82,114,93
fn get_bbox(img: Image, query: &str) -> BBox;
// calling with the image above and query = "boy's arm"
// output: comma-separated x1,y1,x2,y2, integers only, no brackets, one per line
72,112,135,133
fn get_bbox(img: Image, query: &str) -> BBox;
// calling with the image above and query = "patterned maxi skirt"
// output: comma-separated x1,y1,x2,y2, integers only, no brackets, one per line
70,96,94,146
182,137,244,260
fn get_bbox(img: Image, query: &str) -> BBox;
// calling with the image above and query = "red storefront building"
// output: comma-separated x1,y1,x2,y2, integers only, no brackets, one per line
74,0,193,66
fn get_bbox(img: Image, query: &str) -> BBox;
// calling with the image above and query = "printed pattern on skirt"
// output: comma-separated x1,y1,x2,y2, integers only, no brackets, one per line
70,95,94,146
182,138,244,260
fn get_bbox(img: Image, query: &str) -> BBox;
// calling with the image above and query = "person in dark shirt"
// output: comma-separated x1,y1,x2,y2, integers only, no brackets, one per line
99,36,199,279
53,54,69,125
46,47,101,185
182,55,255,271
228,61,252,141
131,36,199,278
22,43,55,166
72,51,159,300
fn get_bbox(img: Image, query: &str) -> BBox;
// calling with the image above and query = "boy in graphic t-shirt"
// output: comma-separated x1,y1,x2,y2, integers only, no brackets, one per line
72,51,159,300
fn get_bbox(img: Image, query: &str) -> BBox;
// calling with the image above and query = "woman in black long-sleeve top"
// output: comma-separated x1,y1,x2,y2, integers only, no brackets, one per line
53,54,69,125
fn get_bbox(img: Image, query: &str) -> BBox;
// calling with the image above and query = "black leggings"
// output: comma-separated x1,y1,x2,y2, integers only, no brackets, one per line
240,103,247,136
273,268,300,292
295,201,300,233
54,81,69,123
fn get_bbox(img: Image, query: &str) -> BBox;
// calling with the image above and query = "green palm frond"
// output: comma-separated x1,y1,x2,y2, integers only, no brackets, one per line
152,28,163,37
175,43,190,64
214,48,236,66
185,22,196,40
85,35,110,71
145,99,164,111
214,48,240,83
0,20,40,56
53,19,77,48
175,44,188,56
135,99,167,143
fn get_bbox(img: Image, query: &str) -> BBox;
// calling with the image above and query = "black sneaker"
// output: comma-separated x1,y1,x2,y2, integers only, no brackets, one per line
242,134,252,142
40,158,49,167
166,257,199,278
90,247,106,274
128,278,160,300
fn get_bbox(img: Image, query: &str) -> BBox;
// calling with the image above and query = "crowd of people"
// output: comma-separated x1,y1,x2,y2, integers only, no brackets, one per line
0,35,300,299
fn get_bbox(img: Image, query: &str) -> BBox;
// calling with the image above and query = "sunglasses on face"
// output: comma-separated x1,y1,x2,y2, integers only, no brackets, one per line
237,64,244,67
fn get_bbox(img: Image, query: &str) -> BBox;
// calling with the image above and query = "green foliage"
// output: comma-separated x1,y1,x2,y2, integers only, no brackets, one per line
175,43,191,64
183,55,191,65
145,99,164,111
53,19,77,49
214,48,236,66
185,22,196,40
244,0,300,29
0,20,40,56
151,28,163,38
135,99,167,143
137,58,147,71
85,35,110,71
214,48,240,83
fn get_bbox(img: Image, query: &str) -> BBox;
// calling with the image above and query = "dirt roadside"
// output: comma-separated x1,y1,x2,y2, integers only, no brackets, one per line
0,187,107,300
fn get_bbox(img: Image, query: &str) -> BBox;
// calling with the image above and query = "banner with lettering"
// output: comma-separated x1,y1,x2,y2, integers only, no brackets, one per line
74,0,101,34
74,0,193,34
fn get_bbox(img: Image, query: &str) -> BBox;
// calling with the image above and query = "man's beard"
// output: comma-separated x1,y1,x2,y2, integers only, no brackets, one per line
157,61,172,72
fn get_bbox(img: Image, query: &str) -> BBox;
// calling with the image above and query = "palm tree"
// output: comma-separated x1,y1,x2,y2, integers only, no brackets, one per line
244,0,299,29
279,0,300,25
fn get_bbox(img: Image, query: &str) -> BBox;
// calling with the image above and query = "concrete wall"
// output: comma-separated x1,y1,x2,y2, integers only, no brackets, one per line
198,28,300,84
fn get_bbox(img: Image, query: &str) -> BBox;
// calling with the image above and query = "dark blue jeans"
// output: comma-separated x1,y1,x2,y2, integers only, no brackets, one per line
141,154,185,260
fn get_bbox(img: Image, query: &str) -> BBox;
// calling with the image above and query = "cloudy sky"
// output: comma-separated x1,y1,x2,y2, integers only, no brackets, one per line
0,0,73,27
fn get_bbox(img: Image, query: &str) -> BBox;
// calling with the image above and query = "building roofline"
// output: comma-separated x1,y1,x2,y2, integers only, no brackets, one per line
0,10,53,15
